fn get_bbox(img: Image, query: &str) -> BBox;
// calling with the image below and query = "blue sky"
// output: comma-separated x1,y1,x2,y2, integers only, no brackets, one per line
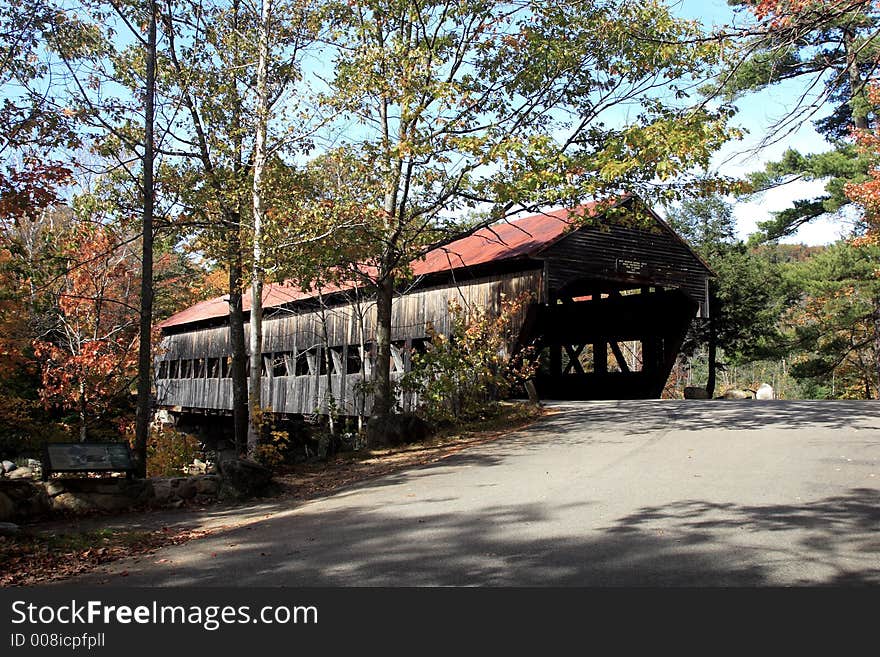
670,0,850,244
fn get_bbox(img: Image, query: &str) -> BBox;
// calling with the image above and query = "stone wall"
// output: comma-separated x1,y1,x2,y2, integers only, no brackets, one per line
0,475,221,523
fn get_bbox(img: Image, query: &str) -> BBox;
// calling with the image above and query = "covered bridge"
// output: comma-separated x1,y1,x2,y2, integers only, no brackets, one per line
155,196,711,418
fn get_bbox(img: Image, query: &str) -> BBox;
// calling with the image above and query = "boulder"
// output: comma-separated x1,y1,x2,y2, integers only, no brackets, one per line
7,467,33,480
177,478,198,500
44,478,150,514
755,383,774,400
149,478,177,504
194,475,220,496
2,460,16,473
51,492,98,513
721,389,753,400
0,480,50,520
218,458,272,498
365,413,431,448
683,386,709,400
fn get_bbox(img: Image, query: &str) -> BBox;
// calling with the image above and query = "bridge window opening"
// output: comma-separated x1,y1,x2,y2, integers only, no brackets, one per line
561,344,594,374
272,353,287,377
606,341,643,373
157,361,168,379
390,341,407,374
346,348,363,374
326,347,343,375
294,350,310,376
207,357,220,378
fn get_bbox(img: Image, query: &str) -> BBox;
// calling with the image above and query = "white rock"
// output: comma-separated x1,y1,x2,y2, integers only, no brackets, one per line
1,460,16,473
7,467,33,480
756,383,774,400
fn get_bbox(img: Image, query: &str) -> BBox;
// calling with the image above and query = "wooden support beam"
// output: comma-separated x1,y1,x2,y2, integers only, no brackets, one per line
641,338,657,374
594,340,607,373
331,348,344,376
390,344,404,374
404,338,412,373
608,341,630,373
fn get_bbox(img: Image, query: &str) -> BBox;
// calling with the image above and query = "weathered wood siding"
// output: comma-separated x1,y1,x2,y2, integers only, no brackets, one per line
541,214,711,317
156,270,542,415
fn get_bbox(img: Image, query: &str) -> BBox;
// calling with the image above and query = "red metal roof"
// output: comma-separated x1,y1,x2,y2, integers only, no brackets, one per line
158,202,602,329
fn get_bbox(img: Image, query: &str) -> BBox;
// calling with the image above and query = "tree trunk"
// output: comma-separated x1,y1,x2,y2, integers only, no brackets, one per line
319,293,336,435
79,381,88,443
247,275,263,456
247,0,271,457
133,4,156,478
844,26,868,131
706,316,717,399
874,295,880,399
372,275,394,420
227,227,248,454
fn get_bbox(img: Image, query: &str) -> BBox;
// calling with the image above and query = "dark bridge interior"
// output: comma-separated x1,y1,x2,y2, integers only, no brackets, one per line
519,288,697,400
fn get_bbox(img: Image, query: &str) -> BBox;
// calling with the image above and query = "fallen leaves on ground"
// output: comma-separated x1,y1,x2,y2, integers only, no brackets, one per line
0,526,214,587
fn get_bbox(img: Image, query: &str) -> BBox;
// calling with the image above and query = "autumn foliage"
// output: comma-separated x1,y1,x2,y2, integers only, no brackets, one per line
402,292,538,426
844,84,880,242
32,223,140,440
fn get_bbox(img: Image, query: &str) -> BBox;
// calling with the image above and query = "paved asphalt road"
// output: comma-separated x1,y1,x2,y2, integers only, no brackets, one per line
69,400,880,586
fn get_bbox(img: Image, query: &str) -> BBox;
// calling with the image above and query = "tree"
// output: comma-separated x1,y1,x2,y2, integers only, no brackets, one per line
247,0,272,456
318,0,737,427
718,0,880,240
1,0,84,175
666,197,785,396
33,223,140,440
160,0,252,452
783,239,880,398
133,0,157,477
161,0,325,456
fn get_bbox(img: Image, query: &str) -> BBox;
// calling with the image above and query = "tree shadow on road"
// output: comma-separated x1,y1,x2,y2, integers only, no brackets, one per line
537,400,880,437
68,487,880,587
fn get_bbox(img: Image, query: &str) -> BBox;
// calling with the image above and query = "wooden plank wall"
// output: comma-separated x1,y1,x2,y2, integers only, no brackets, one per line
541,220,711,317
156,270,542,416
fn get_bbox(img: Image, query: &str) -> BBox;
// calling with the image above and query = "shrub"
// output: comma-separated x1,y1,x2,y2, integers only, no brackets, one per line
402,292,537,426
249,407,294,468
145,426,200,478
